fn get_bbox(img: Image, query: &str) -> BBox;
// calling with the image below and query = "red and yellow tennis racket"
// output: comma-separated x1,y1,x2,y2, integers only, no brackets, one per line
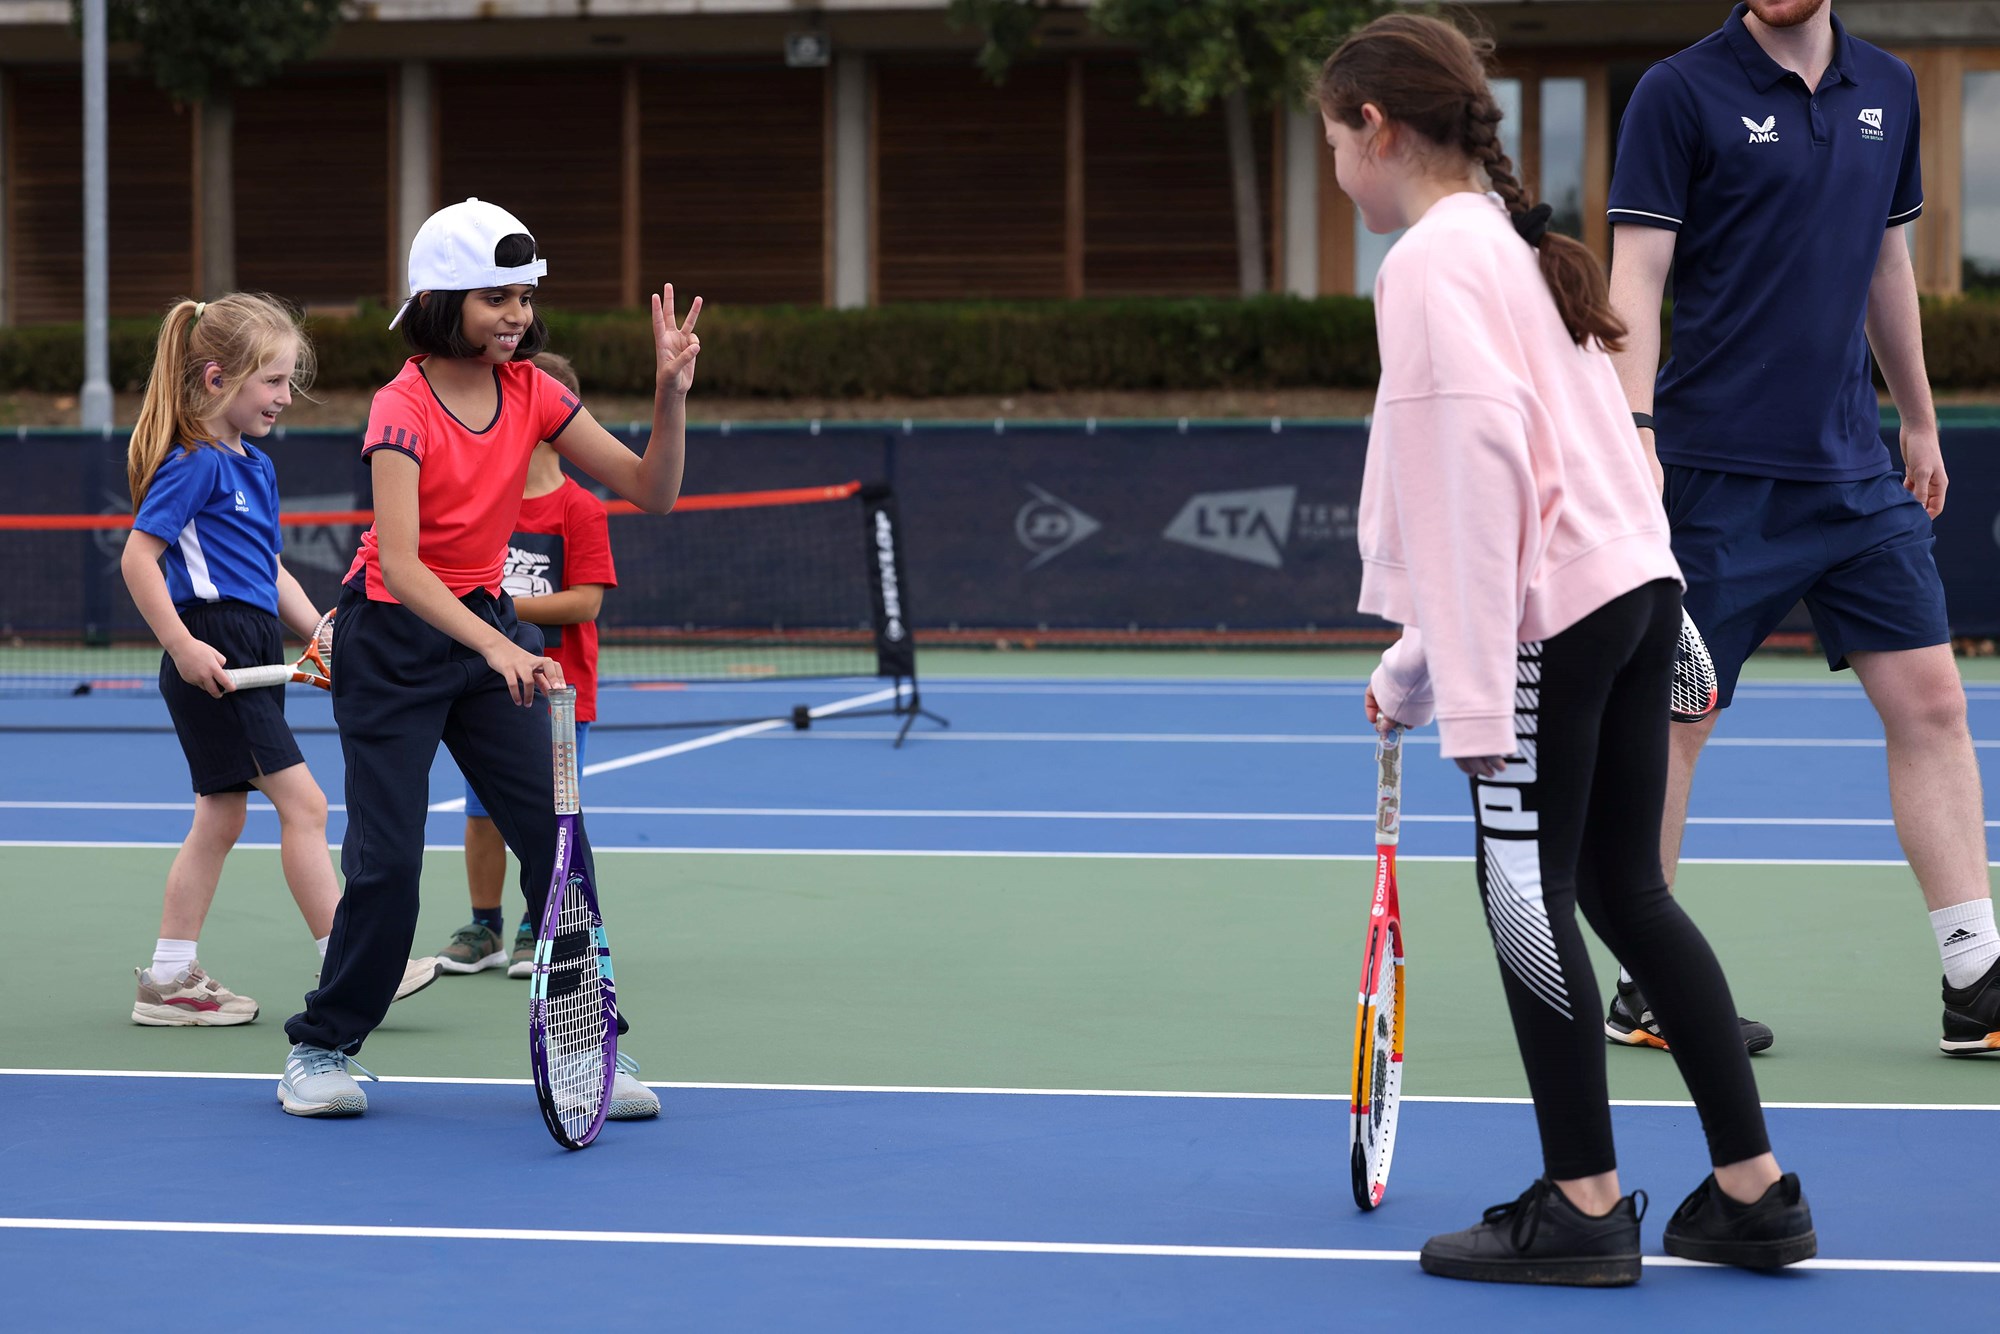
1350,726,1406,1210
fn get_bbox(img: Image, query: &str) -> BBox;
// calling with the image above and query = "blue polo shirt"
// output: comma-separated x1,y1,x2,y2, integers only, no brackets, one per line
1607,3,1922,482
131,441,284,616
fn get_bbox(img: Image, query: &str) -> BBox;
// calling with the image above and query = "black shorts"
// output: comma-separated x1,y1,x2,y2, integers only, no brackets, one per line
159,600,306,795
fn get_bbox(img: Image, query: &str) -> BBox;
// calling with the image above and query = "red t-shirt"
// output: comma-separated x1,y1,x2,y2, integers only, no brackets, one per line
501,479,618,722
345,357,583,600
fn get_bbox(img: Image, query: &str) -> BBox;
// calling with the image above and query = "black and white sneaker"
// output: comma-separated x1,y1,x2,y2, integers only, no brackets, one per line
1941,955,2000,1056
1419,1177,1645,1287
1662,1173,1816,1268
1604,975,1774,1054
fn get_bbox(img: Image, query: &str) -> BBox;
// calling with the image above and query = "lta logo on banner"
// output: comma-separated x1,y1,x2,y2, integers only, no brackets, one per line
1162,487,1297,568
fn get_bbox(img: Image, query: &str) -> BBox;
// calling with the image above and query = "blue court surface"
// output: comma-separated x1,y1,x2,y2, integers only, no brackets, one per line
2,670,1997,1328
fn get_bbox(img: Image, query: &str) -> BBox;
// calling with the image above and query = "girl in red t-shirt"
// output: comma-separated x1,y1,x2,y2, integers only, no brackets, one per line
278,199,698,1120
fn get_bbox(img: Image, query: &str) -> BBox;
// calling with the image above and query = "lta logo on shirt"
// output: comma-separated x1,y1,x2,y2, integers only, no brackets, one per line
1741,115,1778,144
1859,108,1885,142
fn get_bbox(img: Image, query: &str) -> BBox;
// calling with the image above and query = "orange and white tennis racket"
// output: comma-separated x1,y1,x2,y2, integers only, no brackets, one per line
226,609,333,691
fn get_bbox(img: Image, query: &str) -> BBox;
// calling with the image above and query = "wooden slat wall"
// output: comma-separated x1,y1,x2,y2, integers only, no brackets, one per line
874,62,1067,302
637,64,825,307
436,64,623,310
7,71,192,325
235,72,391,309
1083,61,1272,297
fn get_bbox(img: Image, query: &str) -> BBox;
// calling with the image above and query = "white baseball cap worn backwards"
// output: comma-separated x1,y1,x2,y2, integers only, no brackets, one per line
388,197,549,328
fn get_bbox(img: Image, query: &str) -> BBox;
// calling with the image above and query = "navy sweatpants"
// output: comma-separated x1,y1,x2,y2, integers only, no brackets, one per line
284,583,606,1055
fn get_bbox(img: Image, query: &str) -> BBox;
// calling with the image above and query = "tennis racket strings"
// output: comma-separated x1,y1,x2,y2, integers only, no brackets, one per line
541,871,609,1136
1671,607,1719,724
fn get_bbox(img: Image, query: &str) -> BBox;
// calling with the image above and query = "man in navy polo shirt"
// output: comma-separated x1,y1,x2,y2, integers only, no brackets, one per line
1606,0,2000,1056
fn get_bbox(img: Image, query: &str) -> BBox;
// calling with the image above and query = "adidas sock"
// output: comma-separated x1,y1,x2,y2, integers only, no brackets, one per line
315,935,331,962
151,938,198,983
473,907,506,936
1933,899,2000,990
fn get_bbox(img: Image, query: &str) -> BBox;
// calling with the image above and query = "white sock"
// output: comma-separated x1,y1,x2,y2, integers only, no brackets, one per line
315,935,331,962
1932,899,2000,990
151,938,198,982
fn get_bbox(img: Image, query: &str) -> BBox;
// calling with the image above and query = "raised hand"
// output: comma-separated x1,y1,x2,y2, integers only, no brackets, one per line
653,283,702,397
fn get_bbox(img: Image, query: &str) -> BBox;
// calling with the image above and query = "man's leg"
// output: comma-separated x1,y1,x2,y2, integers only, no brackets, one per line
1848,645,1990,913
1660,711,1721,888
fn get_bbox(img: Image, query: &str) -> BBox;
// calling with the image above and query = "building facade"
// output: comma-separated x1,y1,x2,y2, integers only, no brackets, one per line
0,0,1995,325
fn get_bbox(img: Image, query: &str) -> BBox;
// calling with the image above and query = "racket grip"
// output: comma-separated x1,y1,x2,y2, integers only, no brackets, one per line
550,685,580,815
225,664,296,689
1375,728,1403,845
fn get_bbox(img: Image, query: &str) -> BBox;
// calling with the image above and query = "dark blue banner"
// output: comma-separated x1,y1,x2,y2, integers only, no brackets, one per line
7,423,2000,637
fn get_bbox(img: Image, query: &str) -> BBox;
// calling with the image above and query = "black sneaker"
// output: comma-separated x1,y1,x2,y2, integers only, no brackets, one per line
1941,955,2000,1055
1662,1173,1816,1268
1419,1177,1645,1287
1605,975,1774,1054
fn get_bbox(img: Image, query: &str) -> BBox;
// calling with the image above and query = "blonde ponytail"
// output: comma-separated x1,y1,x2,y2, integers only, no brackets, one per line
126,293,317,509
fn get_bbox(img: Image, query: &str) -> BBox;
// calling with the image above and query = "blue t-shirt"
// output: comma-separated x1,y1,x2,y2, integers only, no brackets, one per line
1607,3,1922,482
131,441,283,617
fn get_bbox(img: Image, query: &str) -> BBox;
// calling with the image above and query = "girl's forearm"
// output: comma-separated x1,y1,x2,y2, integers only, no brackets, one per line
272,564,324,642
633,389,686,514
120,541,196,653
381,553,516,657
512,586,604,626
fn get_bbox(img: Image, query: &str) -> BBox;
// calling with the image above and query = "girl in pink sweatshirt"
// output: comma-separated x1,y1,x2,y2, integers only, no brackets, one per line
1320,14,1812,1285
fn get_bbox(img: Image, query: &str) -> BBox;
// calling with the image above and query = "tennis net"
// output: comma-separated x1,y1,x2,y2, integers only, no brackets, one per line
0,479,923,716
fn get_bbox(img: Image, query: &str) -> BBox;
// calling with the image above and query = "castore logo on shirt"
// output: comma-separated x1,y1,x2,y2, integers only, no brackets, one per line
1740,114,1778,144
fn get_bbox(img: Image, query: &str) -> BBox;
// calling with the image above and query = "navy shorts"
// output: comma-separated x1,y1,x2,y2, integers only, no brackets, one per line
465,721,587,817
1665,466,1950,708
159,599,307,795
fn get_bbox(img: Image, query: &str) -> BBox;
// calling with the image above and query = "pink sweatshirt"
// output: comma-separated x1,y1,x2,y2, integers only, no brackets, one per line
1359,192,1681,758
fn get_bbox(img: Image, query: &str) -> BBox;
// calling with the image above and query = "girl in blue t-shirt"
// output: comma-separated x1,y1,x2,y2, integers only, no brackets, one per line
121,293,439,1029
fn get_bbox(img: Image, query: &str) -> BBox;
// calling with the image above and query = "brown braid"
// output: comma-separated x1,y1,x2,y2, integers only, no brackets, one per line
1317,13,1627,350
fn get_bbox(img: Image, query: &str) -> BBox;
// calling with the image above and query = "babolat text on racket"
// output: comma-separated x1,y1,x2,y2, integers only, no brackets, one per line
529,684,618,1149
1350,725,1407,1210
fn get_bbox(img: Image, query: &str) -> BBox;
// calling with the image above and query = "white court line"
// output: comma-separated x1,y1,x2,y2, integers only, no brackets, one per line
748,730,2000,749
0,1217,1991,1273
6,1069,1997,1114
426,686,899,812
0,800,1921,828
0,841,1962,866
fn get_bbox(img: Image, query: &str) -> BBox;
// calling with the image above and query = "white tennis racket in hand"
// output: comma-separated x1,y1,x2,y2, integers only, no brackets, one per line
225,610,333,691
1671,608,1718,724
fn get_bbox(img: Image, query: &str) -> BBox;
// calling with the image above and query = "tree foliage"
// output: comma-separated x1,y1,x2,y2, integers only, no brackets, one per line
948,0,1382,111
79,0,345,105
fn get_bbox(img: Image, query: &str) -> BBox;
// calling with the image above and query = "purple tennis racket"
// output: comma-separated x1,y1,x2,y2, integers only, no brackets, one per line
529,685,617,1149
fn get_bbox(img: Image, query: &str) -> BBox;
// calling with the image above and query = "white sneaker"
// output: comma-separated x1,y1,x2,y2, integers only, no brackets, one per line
132,963,258,1027
394,957,443,1003
608,1052,661,1120
277,1043,375,1117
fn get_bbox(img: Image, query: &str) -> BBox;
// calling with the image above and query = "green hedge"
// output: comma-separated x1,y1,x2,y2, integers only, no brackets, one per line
3,293,1998,397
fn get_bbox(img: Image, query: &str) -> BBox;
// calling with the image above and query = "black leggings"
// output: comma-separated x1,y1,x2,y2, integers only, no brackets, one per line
1471,578,1770,1179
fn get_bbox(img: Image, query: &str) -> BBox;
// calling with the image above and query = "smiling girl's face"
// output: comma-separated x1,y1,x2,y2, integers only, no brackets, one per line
460,284,537,362
208,337,298,442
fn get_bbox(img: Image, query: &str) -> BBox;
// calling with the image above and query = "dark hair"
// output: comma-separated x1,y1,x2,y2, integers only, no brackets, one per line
1316,14,1625,351
398,232,550,361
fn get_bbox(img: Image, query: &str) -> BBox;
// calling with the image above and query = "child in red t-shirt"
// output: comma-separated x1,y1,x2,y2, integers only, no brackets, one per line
435,352,620,983
278,199,698,1120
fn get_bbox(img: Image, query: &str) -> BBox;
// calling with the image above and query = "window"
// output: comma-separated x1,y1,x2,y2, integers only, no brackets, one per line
1355,78,1522,293
1964,71,2000,292
1541,78,1586,239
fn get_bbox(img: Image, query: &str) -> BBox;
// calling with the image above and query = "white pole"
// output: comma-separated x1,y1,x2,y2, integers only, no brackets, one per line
80,0,112,432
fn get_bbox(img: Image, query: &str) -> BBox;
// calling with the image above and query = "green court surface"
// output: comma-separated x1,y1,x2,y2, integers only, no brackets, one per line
4,847,1986,1109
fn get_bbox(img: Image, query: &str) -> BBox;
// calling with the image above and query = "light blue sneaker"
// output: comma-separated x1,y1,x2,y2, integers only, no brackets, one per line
277,1043,376,1117
607,1051,660,1120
